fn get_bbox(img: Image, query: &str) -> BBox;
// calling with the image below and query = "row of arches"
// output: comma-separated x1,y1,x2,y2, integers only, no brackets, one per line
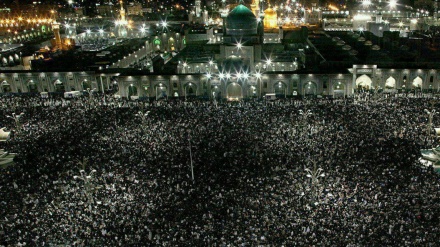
355,74,426,90
0,79,94,93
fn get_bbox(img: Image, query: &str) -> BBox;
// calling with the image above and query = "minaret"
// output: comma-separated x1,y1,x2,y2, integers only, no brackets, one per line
220,1,229,35
52,22,62,49
251,0,260,17
195,0,201,17
117,0,128,38
120,0,126,22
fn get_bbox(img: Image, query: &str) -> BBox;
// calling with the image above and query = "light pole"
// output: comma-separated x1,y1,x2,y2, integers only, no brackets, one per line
136,110,150,129
373,85,381,102
7,112,25,132
188,130,195,182
73,158,99,204
298,109,312,130
305,160,325,204
85,88,96,106
425,106,437,142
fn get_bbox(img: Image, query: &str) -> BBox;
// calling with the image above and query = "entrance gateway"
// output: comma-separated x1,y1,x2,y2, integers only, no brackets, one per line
352,65,376,91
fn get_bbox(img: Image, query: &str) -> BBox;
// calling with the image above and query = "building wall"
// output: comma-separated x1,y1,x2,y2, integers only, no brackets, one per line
1,66,439,97
127,3,143,16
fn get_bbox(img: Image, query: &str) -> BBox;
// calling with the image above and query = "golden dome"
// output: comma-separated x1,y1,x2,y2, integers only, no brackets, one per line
264,7,278,29
264,7,276,17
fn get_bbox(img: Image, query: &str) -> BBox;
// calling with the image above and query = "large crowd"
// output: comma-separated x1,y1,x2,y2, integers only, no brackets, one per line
0,95,439,246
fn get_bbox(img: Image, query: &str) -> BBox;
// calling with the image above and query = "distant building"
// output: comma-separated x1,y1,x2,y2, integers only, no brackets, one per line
97,4,117,18
126,2,143,16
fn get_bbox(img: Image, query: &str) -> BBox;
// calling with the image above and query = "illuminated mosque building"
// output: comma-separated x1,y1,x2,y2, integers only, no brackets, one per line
170,0,324,99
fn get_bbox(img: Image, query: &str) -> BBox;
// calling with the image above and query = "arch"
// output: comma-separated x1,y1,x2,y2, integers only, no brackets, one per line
226,82,243,100
28,79,38,93
1,80,11,93
247,85,257,98
53,79,65,92
412,76,423,89
184,82,197,99
333,81,345,98
385,76,396,89
155,83,168,100
355,74,372,90
153,38,161,51
211,84,222,99
168,37,175,51
274,81,287,98
304,81,317,95
82,80,92,91
110,79,119,93
128,84,138,98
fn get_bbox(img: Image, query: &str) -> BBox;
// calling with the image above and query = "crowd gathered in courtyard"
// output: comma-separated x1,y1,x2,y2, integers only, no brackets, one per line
0,94,439,246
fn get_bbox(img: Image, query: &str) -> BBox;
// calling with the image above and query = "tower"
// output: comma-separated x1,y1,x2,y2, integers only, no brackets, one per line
195,0,201,17
120,0,126,22
251,0,260,17
52,22,62,50
117,0,128,38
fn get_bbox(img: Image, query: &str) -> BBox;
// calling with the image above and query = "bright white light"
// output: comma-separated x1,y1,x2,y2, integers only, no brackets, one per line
411,19,417,24
99,29,104,33
389,0,397,8
140,27,146,33
161,21,167,27
243,72,249,79
236,42,242,49
86,29,91,34
255,72,261,78
236,73,242,79
219,73,225,79
353,14,371,21
362,0,371,6
226,73,231,79
266,59,272,65
65,23,70,28
206,73,211,79
183,62,187,67
209,60,214,65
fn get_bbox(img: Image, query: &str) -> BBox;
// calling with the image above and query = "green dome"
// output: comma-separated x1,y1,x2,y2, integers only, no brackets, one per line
226,4,258,36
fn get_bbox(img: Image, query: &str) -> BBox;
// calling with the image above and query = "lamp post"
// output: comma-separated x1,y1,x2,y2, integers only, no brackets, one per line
73,158,99,204
298,109,312,130
373,85,381,102
425,105,437,142
136,110,150,129
86,88,96,105
7,112,24,132
305,160,325,204
187,130,195,182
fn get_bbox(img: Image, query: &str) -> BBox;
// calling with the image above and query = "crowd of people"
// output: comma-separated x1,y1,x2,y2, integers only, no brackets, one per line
0,95,439,246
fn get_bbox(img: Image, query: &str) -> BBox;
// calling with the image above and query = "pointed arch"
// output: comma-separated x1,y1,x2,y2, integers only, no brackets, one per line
385,76,396,89
412,76,423,88
355,74,372,90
